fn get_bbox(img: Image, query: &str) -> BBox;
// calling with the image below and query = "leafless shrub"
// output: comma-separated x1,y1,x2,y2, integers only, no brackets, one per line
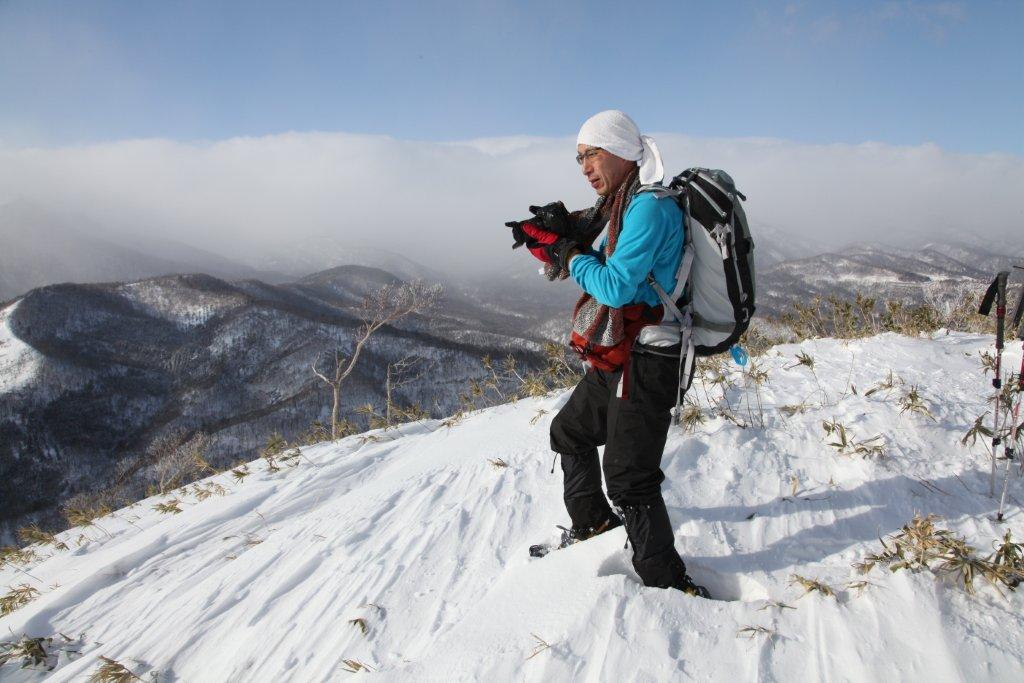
148,430,214,495
525,633,551,661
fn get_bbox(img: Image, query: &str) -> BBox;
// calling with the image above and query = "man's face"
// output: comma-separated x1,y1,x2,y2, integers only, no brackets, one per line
577,144,636,197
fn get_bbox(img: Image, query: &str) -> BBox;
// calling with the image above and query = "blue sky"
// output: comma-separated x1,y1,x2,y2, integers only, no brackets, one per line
1,0,1021,153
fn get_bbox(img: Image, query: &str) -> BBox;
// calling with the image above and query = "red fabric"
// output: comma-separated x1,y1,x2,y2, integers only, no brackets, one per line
521,223,559,263
569,303,663,383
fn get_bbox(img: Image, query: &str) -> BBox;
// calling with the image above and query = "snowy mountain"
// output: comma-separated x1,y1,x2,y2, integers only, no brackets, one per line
0,268,557,540
248,235,450,283
757,240,1024,316
1,332,1022,680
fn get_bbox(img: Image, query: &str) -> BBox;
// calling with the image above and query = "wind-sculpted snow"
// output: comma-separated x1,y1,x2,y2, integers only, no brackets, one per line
1,333,1022,681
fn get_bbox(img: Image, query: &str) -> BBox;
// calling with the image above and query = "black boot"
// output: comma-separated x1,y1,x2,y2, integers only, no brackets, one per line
620,501,710,598
529,514,623,558
557,514,623,549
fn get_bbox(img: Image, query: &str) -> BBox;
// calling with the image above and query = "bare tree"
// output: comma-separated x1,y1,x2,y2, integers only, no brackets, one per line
313,281,441,439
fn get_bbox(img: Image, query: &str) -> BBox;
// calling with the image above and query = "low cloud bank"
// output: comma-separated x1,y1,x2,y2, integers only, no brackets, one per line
1,132,1020,275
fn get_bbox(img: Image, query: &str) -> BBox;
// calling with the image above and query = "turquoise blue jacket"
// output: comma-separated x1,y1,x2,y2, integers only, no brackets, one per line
568,191,685,308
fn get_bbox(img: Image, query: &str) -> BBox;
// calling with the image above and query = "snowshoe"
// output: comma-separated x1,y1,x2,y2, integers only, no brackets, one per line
529,515,623,558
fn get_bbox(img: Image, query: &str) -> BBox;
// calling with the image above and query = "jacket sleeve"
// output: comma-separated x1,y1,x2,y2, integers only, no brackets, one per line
568,194,676,308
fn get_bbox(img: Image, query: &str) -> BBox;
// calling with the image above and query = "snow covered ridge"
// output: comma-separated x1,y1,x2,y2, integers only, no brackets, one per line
0,301,40,394
2,333,1023,681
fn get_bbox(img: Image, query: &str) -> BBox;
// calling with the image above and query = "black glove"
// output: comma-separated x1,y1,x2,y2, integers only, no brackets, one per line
542,238,581,271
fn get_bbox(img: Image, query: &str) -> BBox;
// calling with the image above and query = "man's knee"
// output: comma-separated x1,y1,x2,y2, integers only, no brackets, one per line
604,466,665,507
550,408,597,455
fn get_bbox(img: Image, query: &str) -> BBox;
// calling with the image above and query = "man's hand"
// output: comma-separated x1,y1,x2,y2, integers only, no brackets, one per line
527,201,573,236
546,239,581,270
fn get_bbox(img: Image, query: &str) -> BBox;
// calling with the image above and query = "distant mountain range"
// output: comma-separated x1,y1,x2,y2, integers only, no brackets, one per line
757,241,1024,316
0,265,560,541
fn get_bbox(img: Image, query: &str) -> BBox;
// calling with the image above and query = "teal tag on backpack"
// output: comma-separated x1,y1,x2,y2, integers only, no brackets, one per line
730,344,748,367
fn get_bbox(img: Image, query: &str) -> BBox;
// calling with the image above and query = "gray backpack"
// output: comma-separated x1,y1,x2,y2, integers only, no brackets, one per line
638,168,757,405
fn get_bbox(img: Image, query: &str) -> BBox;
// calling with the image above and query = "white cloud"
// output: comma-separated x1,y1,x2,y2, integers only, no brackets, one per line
0,132,1020,277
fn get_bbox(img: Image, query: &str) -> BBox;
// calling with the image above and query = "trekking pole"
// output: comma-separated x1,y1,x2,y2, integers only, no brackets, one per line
996,278,1024,520
978,271,1009,496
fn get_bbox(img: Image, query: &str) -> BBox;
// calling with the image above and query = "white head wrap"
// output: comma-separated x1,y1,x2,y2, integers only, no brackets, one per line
576,110,664,185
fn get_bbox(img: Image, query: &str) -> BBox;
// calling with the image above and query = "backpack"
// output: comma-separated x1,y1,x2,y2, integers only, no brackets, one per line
637,168,757,407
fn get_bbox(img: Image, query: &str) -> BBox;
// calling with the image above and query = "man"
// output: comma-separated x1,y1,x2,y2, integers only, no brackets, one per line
508,110,708,598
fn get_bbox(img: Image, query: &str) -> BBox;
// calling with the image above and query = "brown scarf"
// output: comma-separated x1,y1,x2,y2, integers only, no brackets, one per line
570,168,642,357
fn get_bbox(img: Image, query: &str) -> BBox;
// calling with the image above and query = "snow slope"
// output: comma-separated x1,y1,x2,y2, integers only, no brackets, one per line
0,301,39,394
2,333,1023,681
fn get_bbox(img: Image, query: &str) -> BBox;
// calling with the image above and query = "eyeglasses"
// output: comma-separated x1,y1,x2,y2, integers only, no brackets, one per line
575,148,602,165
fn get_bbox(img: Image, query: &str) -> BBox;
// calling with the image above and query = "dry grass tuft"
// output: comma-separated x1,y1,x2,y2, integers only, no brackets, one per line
189,482,228,502
488,458,509,469
88,656,143,682
0,635,53,670
63,500,112,530
961,411,993,447
856,516,1024,594
864,370,901,398
340,659,374,673
678,399,707,433
17,525,68,551
898,385,936,421
0,584,40,616
152,499,183,515
0,546,38,568
230,464,251,483
822,418,885,458
790,574,836,599
349,618,368,636
737,625,776,640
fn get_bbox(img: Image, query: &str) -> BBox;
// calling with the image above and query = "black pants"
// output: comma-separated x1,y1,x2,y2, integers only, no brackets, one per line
550,343,690,588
